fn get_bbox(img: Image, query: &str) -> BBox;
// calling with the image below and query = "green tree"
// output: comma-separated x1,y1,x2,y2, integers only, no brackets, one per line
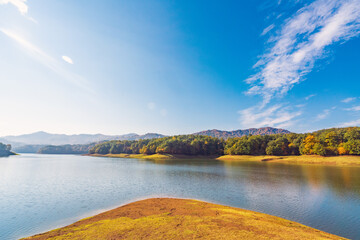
325,131,341,147
313,143,326,156
266,137,289,156
344,140,360,155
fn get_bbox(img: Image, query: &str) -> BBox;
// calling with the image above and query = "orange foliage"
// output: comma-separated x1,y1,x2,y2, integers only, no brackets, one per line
338,147,348,155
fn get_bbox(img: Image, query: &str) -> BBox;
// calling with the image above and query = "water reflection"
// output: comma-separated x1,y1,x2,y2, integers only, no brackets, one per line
0,155,359,239
221,160,360,198
146,158,360,238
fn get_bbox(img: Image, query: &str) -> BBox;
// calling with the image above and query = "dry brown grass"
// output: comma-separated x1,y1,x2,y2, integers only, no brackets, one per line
90,153,360,166
23,198,345,240
89,153,219,160
217,155,360,166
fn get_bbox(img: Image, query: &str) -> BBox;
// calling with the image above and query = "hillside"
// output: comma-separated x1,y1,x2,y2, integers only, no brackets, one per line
1,128,291,150
193,127,291,139
23,198,343,240
37,143,97,154
13,145,45,153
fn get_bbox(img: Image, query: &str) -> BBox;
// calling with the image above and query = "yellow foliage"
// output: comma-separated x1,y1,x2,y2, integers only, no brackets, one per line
302,135,317,155
338,147,348,155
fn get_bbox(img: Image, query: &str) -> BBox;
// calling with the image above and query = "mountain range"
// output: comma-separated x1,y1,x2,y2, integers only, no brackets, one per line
193,127,291,139
0,127,290,149
0,131,165,147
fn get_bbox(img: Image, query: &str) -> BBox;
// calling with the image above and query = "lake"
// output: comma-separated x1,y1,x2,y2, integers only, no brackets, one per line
1,154,360,239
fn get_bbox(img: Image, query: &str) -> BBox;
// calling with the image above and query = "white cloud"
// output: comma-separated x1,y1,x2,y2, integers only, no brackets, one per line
0,0,28,15
345,105,360,111
147,102,156,110
238,104,302,129
261,24,275,36
62,56,73,64
247,0,360,104
0,0,36,22
305,94,316,101
342,97,357,103
0,29,92,93
315,109,330,121
340,119,360,127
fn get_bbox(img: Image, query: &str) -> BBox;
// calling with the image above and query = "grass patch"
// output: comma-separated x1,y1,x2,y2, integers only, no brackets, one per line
217,155,360,166
23,198,345,240
88,153,219,160
89,153,360,166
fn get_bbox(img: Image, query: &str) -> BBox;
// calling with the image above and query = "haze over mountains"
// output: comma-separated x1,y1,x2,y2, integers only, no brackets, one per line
0,131,165,146
0,127,291,148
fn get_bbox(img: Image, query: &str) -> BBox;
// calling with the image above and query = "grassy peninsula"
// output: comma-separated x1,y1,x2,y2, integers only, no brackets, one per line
23,198,344,240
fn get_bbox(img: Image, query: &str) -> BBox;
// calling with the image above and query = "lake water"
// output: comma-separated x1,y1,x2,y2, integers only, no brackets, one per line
1,154,360,239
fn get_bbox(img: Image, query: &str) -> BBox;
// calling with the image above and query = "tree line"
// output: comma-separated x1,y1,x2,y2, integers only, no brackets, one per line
38,143,97,154
89,135,224,156
89,127,360,156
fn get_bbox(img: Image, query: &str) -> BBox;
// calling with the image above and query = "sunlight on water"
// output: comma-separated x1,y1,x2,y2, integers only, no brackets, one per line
0,154,360,239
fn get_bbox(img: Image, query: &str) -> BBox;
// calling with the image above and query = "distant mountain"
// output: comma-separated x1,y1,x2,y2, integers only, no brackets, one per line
1,131,166,146
193,127,291,139
1,128,290,149
0,137,22,148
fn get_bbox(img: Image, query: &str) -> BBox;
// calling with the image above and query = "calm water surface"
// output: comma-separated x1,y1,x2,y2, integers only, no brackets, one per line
1,154,360,239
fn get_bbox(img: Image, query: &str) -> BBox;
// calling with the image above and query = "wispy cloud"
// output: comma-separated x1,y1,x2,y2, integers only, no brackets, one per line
0,29,92,93
345,105,360,111
340,119,360,127
62,56,74,64
246,0,360,104
238,104,302,129
342,97,357,103
0,0,37,22
0,0,28,15
261,24,275,36
305,94,316,101
315,109,330,121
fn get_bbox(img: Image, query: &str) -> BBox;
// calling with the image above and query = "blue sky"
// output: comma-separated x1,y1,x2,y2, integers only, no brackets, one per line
0,0,360,136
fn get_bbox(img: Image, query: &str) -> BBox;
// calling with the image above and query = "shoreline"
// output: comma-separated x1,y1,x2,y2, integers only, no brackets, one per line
86,153,222,160
87,153,360,166
23,198,345,240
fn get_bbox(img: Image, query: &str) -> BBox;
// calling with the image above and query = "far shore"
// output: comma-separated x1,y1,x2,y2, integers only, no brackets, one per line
23,198,344,240
86,153,221,160
87,153,360,166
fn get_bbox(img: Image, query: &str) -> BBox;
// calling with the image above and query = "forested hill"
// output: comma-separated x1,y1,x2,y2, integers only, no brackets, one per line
90,127,360,157
193,127,291,139
38,143,96,154
2,128,289,147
